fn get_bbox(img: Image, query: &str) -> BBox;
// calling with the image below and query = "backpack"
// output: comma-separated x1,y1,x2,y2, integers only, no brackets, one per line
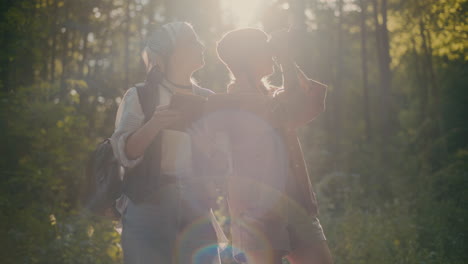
84,79,159,219
84,138,123,219
84,67,212,217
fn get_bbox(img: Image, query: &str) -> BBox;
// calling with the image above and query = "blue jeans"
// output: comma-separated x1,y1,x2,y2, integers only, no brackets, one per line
121,181,220,264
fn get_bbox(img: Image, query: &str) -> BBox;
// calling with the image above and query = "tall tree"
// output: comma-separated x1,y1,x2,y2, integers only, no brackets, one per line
359,0,372,141
371,0,392,138
50,0,58,83
124,0,131,89
0,0,14,92
333,0,344,157
60,0,71,91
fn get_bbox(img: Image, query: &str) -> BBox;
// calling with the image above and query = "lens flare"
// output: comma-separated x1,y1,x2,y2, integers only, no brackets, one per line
175,215,220,263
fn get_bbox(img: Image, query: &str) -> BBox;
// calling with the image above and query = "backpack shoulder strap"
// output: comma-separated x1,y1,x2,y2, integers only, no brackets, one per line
136,67,165,123
135,82,159,123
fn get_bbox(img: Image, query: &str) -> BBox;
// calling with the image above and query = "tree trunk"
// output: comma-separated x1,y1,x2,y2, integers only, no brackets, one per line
419,18,447,153
70,30,78,72
22,2,36,86
60,0,70,91
411,36,428,121
371,0,383,76
333,0,344,155
359,0,372,141
371,0,391,138
81,31,89,78
1,27,9,92
380,0,391,134
50,0,58,82
419,20,438,111
1,0,13,92
124,0,131,89
41,2,49,82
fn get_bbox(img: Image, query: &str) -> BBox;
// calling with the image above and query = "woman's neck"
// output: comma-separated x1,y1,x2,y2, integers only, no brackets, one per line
165,66,193,87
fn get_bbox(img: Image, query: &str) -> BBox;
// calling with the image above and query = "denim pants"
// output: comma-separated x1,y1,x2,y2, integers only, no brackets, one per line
121,181,221,264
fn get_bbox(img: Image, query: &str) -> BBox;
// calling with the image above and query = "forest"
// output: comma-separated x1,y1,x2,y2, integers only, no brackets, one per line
0,0,467,263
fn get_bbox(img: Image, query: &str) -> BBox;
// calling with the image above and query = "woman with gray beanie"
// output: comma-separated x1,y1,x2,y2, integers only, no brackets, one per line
111,22,224,264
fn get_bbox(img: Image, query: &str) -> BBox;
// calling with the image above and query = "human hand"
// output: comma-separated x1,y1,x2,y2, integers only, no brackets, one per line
151,104,182,129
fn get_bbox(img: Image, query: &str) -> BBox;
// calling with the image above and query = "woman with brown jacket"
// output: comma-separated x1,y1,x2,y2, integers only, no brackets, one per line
207,28,333,264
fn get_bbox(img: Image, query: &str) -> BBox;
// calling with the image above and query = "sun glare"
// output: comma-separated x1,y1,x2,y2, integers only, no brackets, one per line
222,0,262,26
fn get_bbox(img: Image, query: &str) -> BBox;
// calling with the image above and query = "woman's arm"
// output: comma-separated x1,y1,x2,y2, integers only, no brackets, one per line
270,30,327,128
125,107,180,160
280,61,327,128
111,88,180,168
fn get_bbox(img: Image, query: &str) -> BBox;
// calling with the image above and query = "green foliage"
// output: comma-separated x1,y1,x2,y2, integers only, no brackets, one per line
0,83,121,263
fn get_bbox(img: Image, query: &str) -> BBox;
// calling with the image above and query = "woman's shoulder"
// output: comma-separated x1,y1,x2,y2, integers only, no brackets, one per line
122,84,147,105
117,86,144,115
123,85,139,99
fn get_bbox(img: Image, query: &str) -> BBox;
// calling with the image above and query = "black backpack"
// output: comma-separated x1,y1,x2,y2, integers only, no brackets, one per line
84,138,123,219
84,70,161,219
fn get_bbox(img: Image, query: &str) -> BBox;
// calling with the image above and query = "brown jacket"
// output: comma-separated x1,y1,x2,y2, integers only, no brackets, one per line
271,73,327,216
204,74,327,216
